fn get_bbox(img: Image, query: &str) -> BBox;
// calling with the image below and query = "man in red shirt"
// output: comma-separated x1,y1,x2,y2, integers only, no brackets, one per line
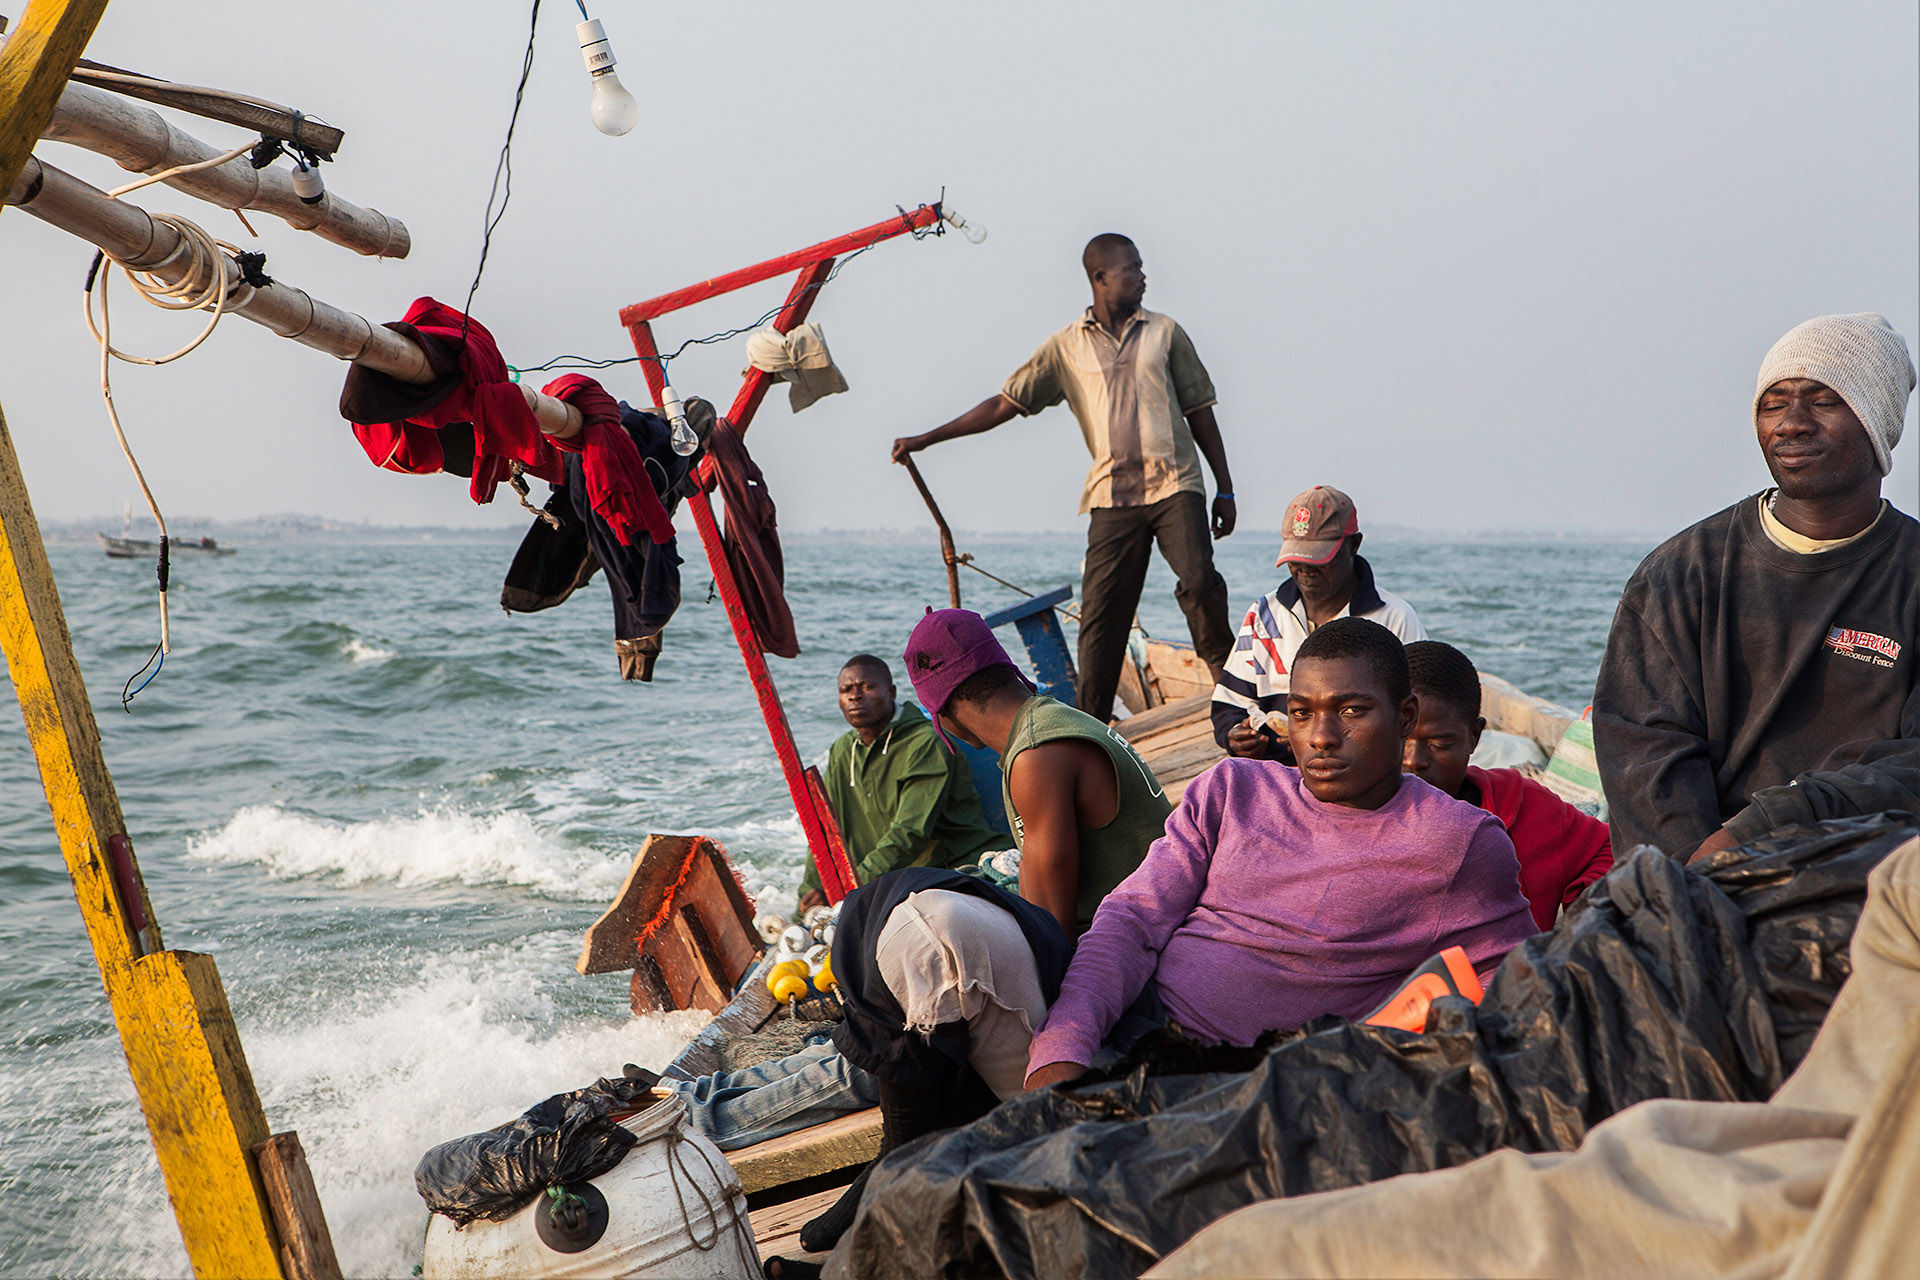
1402,641,1612,931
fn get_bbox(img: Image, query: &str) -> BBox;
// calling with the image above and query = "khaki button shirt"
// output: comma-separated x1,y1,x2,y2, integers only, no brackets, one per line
1001,308,1216,512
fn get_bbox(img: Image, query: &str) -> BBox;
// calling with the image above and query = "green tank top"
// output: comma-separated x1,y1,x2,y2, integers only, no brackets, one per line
1000,696,1173,932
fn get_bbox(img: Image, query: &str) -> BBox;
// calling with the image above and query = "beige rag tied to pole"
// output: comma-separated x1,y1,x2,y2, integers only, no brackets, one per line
744,322,849,413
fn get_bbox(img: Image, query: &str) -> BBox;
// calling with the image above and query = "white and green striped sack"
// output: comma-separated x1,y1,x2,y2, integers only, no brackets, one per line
1539,718,1608,821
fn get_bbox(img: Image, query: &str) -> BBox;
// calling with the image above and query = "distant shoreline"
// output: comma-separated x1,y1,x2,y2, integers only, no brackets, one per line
41,516,1668,546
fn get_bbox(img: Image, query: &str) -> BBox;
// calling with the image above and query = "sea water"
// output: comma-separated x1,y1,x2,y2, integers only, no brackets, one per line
0,528,1651,1277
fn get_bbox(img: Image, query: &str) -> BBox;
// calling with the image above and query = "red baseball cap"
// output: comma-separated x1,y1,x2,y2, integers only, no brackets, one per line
1276,486,1360,566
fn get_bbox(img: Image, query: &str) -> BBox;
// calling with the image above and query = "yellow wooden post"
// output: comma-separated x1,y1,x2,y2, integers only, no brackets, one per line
2,5,292,1276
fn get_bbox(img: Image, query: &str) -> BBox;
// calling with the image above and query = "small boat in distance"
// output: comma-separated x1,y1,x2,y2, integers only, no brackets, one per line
97,532,236,558
97,502,236,558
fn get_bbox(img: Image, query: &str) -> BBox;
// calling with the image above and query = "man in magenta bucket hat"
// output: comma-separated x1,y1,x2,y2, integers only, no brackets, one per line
904,609,1171,938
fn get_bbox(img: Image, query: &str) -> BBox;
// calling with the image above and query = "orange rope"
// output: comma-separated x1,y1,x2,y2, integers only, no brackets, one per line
634,837,707,951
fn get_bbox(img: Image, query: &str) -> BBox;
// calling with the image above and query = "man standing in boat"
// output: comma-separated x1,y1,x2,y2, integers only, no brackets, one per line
797,654,1011,910
1594,312,1920,863
892,233,1237,724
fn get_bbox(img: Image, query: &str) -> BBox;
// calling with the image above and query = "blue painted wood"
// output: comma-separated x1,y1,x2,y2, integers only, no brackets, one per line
980,586,1073,629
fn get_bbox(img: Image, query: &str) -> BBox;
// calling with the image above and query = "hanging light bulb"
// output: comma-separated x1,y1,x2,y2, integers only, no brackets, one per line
660,383,699,456
576,19,639,136
943,206,989,244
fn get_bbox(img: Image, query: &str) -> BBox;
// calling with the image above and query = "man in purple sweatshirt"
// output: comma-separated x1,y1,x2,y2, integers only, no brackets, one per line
1026,617,1537,1088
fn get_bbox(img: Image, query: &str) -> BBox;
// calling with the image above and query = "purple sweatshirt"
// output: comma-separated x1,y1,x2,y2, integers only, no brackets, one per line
1027,759,1537,1072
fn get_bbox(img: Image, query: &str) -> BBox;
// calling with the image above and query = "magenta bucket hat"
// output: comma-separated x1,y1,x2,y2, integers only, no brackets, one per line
903,609,1034,742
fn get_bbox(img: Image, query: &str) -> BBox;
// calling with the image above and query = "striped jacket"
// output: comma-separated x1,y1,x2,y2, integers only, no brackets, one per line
1209,556,1427,752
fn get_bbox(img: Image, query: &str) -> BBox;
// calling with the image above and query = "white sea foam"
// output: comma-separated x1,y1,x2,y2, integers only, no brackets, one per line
58,935,710,1278
187,805,630,901
342,636,397,663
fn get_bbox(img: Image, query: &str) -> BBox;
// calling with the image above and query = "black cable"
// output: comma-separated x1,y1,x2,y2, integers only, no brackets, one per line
462,0,542,343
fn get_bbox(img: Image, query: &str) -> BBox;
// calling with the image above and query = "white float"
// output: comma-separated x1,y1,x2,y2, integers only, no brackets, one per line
422,1093,759,1280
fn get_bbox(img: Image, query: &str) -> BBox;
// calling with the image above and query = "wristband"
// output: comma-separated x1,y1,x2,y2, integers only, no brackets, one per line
1217,491,1234,500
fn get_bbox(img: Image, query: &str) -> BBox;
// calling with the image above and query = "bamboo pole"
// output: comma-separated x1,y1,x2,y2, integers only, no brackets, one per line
42,77,409,258
6,153,580,435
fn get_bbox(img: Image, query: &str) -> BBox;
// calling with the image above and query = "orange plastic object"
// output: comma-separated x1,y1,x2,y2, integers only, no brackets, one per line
1362,946,1485,1033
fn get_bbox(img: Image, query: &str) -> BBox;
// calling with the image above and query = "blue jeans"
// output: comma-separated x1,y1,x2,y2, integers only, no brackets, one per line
665,1035,880,1151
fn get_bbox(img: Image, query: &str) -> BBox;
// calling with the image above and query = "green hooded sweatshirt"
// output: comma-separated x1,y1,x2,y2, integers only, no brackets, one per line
801,701,1012,897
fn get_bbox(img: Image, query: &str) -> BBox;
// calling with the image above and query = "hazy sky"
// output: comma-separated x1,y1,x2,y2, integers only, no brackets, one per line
2,0,1914,536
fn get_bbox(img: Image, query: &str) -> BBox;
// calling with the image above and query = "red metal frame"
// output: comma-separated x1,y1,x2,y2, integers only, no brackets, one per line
623,202,943,902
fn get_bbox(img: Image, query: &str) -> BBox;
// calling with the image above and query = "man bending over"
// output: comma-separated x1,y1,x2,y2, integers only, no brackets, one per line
1027,617,1535,1088
1403,640,1613,930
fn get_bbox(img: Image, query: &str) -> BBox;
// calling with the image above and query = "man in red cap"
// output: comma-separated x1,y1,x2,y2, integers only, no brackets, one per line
892,234,1237,724
904,608,1173,937
1210,485,1427,760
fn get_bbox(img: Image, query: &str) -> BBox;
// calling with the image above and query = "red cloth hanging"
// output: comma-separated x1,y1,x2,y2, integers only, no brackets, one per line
539,375,675,546
341,298,672,547
347,298,561,501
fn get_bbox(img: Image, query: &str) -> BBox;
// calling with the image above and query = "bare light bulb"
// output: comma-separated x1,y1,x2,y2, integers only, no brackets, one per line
943,206,989,244
660,383,698,456
576,19,639,136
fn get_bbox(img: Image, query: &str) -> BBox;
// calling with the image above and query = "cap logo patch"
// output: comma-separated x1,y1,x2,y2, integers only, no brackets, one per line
1290,505,1312,536
914,653,944,672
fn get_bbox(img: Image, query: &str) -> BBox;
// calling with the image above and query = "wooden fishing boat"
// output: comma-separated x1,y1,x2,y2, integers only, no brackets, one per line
570,617,1588,1266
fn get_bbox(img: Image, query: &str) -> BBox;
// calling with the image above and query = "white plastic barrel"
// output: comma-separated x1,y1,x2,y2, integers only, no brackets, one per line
422,1093,760,1280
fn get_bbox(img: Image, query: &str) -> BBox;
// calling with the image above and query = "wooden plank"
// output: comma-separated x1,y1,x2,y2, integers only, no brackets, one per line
750,1185,845,1264
254,1133,343,1280
0,391,289,1274
1129,715,1214,755
577,834,700,975
69,58,346,158
731,1108,883,1195
1143,737,1225,786
114,950,287,1277
1142,639,1213,703
0,0,111,207
1115,692,1213,742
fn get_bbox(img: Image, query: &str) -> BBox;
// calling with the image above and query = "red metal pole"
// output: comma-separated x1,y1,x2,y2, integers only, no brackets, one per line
619,203,941,325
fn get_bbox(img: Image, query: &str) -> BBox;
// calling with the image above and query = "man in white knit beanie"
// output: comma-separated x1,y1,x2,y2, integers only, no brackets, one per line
1593,313,1919,865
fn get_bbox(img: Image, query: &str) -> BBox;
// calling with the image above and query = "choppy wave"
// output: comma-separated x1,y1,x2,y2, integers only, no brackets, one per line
343,636,397,663
50,932,709,1278
186,805,630,901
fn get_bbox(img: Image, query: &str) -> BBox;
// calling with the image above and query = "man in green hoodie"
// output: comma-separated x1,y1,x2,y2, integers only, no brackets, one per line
799,654,1012,909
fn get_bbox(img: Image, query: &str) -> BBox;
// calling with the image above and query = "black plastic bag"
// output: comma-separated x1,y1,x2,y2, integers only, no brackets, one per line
829,812,1915,1280
414,1074,657,1226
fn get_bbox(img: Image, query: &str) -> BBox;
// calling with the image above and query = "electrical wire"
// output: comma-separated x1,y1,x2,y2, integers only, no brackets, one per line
82,213,247,702
462,0,542,341
106,140,253,200
510,229,917,378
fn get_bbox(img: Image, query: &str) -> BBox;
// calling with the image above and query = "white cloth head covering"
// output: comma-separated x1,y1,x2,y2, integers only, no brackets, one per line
743,322,849,413
1753,313,1916,475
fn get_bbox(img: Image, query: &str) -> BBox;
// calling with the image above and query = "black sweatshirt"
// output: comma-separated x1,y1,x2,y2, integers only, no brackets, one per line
1593,496,1920,857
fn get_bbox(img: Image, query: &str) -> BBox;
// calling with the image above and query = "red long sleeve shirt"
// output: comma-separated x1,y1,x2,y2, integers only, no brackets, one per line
1466,764,1614,931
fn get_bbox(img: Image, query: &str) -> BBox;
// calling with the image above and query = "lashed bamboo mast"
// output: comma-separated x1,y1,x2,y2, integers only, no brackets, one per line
6,154,580,433
42,78,409,257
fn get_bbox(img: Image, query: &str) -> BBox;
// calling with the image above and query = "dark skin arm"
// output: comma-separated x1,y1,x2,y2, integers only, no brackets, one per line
1185,405,1236,538
892,395,1022,463
1687,826,1740,865
1006,738,1119,938
1225,721,1281,759
1024,1061,1087,1090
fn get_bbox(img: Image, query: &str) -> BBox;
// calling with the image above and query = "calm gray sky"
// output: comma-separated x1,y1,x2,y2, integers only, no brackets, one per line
3,0,1914,535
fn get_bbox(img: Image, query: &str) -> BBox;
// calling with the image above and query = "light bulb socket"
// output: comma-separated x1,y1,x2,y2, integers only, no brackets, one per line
576,18,617,74
291,161,325,206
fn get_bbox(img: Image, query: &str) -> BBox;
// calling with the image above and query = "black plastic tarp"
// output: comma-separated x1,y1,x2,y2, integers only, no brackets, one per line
828,812,1916,1280
414,1073,657,1226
